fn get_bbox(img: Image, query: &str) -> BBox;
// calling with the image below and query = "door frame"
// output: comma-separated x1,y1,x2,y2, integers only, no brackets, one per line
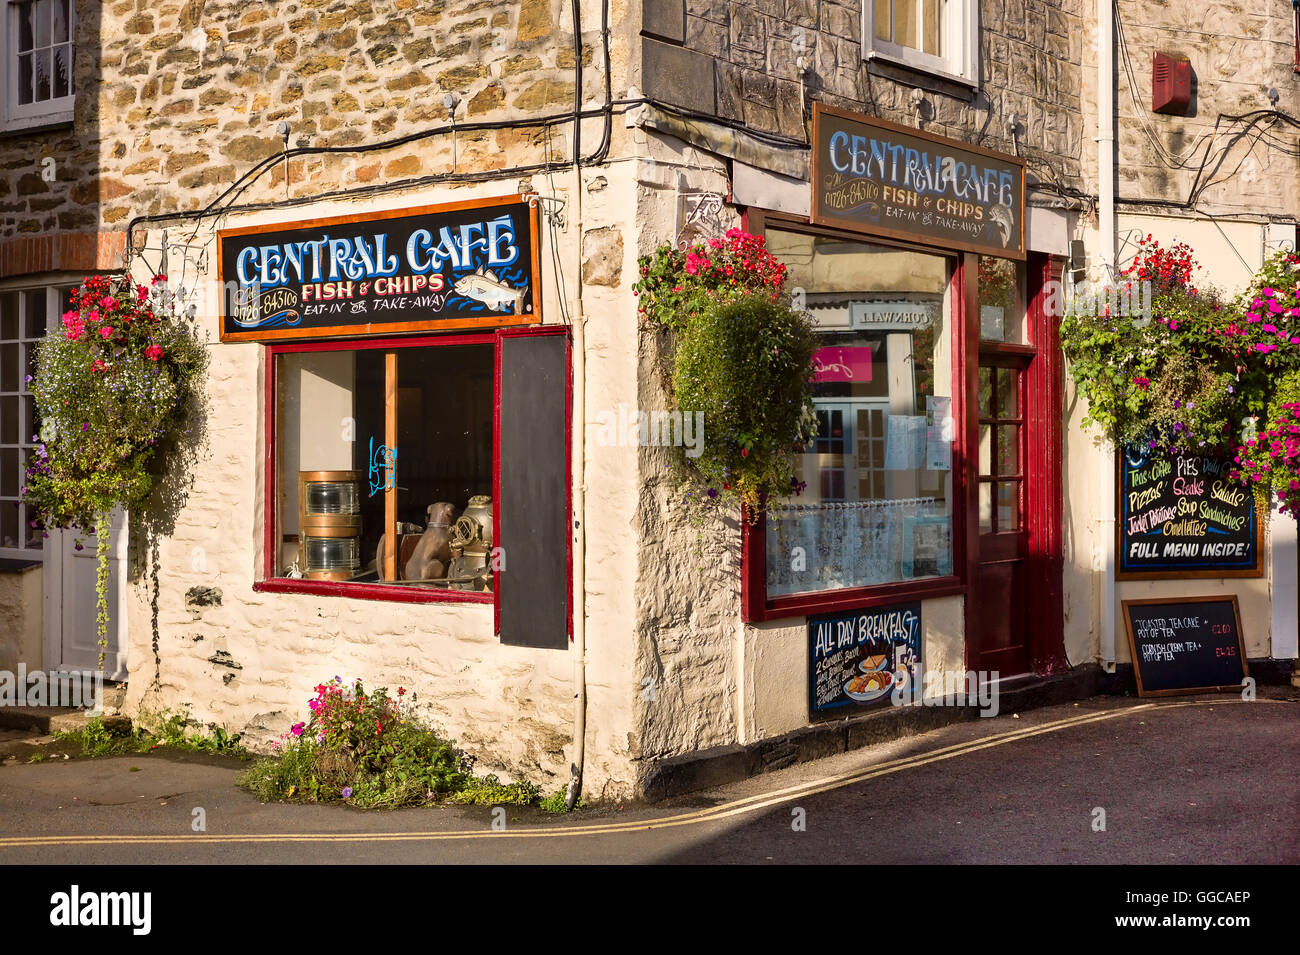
962,251,1065,675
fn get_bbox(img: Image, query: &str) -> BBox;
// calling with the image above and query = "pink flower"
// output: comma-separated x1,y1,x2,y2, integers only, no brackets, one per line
91,359,106,373
99,326,113,339
144,344,164,361
291,722,305,736
101,296,115,309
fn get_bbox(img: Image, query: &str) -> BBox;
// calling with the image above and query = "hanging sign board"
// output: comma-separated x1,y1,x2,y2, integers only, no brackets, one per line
1122,596,1249,697
1117,445,1262,579
808,602,921,722
811,104,1025,259
218,195,542,341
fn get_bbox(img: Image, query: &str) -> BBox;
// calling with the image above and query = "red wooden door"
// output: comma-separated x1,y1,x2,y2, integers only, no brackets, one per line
971,356,1031,676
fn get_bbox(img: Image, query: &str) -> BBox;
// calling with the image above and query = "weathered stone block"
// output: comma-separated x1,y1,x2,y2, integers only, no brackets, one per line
642,38,716,111
643,0,686,44
582,226,624,287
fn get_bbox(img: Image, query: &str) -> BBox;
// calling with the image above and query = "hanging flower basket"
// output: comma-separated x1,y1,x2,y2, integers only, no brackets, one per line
633,228,817,519
23,274,207,666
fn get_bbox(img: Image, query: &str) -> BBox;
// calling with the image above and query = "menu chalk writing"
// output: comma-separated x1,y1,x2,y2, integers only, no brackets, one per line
809,602,921,720
1122,596,1249,697
1117,445,1261,578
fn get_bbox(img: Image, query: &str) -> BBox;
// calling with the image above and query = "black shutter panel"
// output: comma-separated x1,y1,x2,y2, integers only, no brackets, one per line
497,331,569,648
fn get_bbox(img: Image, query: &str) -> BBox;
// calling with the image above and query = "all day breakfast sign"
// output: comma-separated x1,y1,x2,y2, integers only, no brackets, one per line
218,195,541,341
811,104,1025,260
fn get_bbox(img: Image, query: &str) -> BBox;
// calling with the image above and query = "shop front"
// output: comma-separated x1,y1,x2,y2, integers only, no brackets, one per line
734,105,1069,737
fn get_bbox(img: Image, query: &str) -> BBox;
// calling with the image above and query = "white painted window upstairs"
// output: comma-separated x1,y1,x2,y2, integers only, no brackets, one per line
2,0,75,132
865,0,978,88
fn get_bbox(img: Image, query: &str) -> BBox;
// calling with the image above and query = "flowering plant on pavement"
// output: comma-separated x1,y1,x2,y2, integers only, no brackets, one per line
23,274,207,666
238,677,562,810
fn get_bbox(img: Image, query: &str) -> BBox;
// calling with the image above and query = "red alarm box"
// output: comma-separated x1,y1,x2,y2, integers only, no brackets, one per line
1152,51,1192,115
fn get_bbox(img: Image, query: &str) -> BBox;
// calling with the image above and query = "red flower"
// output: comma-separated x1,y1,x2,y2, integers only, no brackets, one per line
145,344,164,361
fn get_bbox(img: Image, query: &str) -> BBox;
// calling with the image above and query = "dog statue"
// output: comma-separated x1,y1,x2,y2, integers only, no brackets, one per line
404,502,457,581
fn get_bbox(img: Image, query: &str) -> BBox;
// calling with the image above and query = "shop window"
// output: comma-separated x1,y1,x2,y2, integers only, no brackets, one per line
864,0,978,87
274,342,495,590
0,284,70,558
263,330,571,649
2,0,74,131
763,229,956,597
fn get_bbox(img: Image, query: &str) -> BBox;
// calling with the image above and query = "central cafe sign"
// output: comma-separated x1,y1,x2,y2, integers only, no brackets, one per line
811,104,1025,260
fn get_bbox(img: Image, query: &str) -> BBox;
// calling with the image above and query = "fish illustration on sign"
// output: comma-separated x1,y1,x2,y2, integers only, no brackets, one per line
453,268,527,313
988,204,1015,248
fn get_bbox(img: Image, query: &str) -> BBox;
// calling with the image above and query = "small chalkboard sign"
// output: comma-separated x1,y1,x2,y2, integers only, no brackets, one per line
808,602,921,721
1117,445,1262,579
1122,595,1249,697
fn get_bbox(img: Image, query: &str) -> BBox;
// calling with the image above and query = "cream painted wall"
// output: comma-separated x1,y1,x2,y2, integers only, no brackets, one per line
740,595,966,741
120,168,648,800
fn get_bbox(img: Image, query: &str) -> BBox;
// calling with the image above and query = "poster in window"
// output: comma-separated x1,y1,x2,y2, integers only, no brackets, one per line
901,514,951,578
218,195,542,341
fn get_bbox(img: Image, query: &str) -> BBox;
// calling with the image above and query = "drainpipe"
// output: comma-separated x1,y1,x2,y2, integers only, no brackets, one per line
1097,0,1118,672
565,0,588,811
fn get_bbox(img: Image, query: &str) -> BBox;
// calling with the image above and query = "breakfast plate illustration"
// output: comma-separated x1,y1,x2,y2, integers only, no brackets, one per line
844,667,893,702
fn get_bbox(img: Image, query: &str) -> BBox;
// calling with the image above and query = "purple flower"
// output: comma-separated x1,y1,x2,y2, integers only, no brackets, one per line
342,787,353,798
81,422,89,432
1149,440,1158,448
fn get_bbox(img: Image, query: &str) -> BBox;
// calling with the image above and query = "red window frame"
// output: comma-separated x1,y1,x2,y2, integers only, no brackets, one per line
739,209,973,622
254,326,570,611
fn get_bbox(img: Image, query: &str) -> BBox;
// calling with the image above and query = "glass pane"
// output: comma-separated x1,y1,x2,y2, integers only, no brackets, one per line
978,365,992,416
53,45,69,99
1,345,18,393
765,229,954,595
24,289,46,338
26,292,47,338
18,54,33,105
0,305,16,341
33,48,51,102
53,0,68,43
978,256,1027,343
998,482,1019,530
34,0,51,48
979,482,992,533
895,0,918,48
23,394,35,441
922,0,940,55
18,3,34,52
1,396,16,443
2,503,18,549
874,0,891,41
979,423,991,474
997,425,1019,475
996,366,1017,417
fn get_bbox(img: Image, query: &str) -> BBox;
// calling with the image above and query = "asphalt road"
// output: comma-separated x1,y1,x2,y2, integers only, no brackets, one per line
0,693,1296,865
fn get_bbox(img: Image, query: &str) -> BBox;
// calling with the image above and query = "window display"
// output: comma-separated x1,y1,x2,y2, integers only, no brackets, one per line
764,229,955,596
275,341,494,590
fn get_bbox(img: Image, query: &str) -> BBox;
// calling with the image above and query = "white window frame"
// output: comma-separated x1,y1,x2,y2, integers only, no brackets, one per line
0,282,72,560
863,0,979,89
0,0,75,133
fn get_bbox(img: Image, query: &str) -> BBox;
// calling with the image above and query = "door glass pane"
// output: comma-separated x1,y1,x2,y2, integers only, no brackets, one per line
979,482,993,533
997,425,1018,475
978,365,993,416
979,423,991,473
997,482,1019,530
996,366,1017,417
978,256,1028,343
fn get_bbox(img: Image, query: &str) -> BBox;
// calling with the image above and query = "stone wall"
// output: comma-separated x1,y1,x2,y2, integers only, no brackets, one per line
1097,0,1300,217
641,0,1088,196
0,0,622,245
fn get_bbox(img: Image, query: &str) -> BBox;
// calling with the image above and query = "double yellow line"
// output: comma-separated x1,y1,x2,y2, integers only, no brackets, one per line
0,699,1251,847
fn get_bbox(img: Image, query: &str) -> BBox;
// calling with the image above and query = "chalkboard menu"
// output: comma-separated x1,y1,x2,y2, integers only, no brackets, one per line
811,103,1025,259
1122,596,1249,697
1117,445,1262,579
809,602,921,721
219,195,541,342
